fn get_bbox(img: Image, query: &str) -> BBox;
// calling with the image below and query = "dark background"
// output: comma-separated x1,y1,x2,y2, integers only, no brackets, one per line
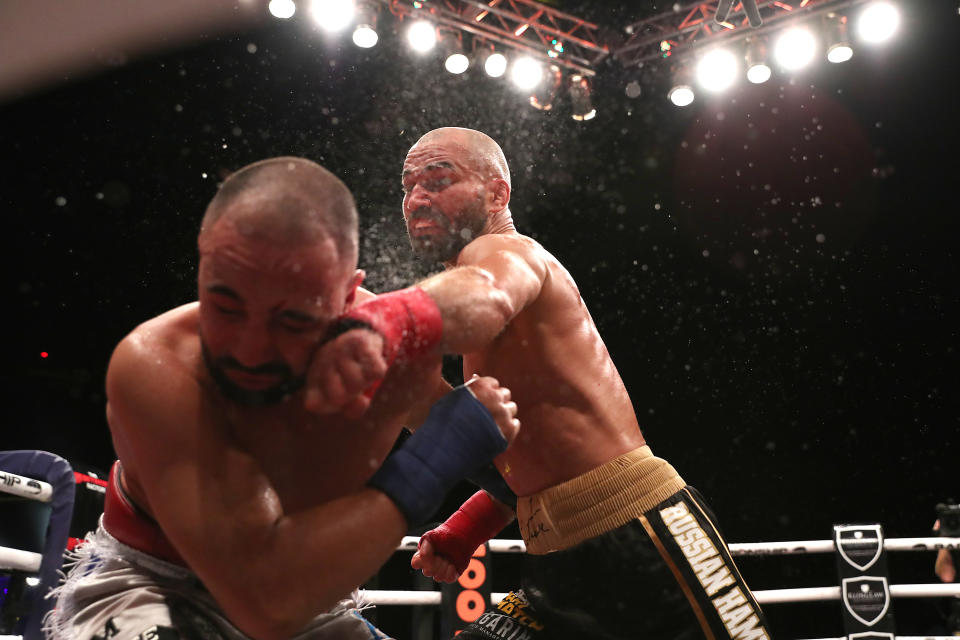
2,1,957,636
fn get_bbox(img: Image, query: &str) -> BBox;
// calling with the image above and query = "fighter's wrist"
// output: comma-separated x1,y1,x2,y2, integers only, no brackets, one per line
338,287,442,365
421,491,511,573
368,386,507,527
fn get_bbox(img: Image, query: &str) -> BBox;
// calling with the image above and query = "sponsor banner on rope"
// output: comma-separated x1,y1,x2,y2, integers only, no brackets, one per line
841,577,891,627
833,523,895,633
835,525,883,571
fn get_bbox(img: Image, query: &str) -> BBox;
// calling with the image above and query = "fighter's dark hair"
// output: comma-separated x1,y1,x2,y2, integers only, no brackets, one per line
199,156,358,262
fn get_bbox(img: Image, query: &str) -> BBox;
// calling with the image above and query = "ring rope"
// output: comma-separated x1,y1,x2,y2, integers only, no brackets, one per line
0,470,53,502
362,583,960,606
797,637,957,640
0,545,43,572
399,536,960,555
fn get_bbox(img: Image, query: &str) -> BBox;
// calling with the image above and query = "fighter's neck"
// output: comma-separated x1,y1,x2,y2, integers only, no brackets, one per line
485,209,516,236
444,223,518,269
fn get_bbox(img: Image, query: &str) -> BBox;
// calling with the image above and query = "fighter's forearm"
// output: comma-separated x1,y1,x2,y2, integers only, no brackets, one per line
420,266,519,353
237,384,512,637
234,490,407,640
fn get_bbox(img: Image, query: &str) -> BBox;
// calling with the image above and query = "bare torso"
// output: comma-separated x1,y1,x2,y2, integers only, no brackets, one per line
110,300,441,517
461,235,645,496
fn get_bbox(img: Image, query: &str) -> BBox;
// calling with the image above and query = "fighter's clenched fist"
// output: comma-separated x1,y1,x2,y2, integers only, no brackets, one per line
463,375,520,444
304,286,443,417
304,327,387,418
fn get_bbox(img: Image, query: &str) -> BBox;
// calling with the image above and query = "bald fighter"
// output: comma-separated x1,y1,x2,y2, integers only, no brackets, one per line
308,128,772,639
44,157,519,640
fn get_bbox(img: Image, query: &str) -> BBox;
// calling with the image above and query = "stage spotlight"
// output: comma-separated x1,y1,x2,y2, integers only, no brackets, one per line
438,31,469,74
668,64,695,106
696,48,738,92
857,2,900,43
569,74,596,121
269,0,296,19
353,25,378,48
824,13,853,63
530,65,562,110
484,52,508,78
444,53,469,74
407,20,437,53
668,84,695,106
511,57,544,90
745,37,771,83
773,26,817,70
310,0,354,32
352,2,378,48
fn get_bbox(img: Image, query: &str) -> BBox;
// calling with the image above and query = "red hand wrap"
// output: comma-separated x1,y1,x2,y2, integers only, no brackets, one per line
419,490,513,575
342,287,443,366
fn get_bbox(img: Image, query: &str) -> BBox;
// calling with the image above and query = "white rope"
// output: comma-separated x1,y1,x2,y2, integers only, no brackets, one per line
397,536,960,555
797,637,958,640
730,537,960,556
887,583,960,598
364,591,512,606
398,536,527,553
0,470,53,502
699,583,960,604
0,545,42,572
365,590,440,606
364,583,960,607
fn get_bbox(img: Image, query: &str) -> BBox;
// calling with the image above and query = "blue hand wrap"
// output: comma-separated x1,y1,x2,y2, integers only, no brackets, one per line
368,386,508,527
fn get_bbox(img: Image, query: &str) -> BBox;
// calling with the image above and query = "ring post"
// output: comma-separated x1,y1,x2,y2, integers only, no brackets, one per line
833,523,895,637
441,542,491,636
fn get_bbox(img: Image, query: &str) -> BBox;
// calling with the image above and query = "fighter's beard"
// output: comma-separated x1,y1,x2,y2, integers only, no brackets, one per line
200,340,304,407
407,201,486,264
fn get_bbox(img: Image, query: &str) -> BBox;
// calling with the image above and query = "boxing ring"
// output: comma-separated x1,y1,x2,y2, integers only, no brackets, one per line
365,535,960,638
0,452,76,640
2,461,959,639
364,536,960,606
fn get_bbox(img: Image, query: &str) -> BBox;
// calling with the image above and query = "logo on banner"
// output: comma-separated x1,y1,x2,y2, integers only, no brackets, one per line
848,632,894,640
835,525,883,571
842,577,890,627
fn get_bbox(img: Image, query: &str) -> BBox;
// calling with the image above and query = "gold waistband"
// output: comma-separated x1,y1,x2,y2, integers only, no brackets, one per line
517,445,686,554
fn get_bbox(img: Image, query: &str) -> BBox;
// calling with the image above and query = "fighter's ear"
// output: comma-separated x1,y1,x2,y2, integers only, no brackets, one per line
488,178,510,212
345,269,365,308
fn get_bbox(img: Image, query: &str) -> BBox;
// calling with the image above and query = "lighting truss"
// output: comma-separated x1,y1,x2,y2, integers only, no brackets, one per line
614,0,874,67
376,0,610,76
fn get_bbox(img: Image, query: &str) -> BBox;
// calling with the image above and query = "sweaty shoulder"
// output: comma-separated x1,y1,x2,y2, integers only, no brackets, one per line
112,303,201,379
458,233,549,277
107,303,205,441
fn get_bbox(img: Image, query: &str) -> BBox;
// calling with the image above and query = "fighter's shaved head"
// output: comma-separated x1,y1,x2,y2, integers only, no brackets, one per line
199,156,358,265
414,127,511,188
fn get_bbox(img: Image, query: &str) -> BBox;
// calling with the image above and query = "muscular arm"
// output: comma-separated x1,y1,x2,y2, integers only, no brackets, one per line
303,236,546,415
108,337,407,640
419,234,548,354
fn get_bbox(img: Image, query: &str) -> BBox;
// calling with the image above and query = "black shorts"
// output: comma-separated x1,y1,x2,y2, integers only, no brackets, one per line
455,486,771,640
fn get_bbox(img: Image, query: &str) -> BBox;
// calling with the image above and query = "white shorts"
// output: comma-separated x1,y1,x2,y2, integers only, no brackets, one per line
44,523,394,640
